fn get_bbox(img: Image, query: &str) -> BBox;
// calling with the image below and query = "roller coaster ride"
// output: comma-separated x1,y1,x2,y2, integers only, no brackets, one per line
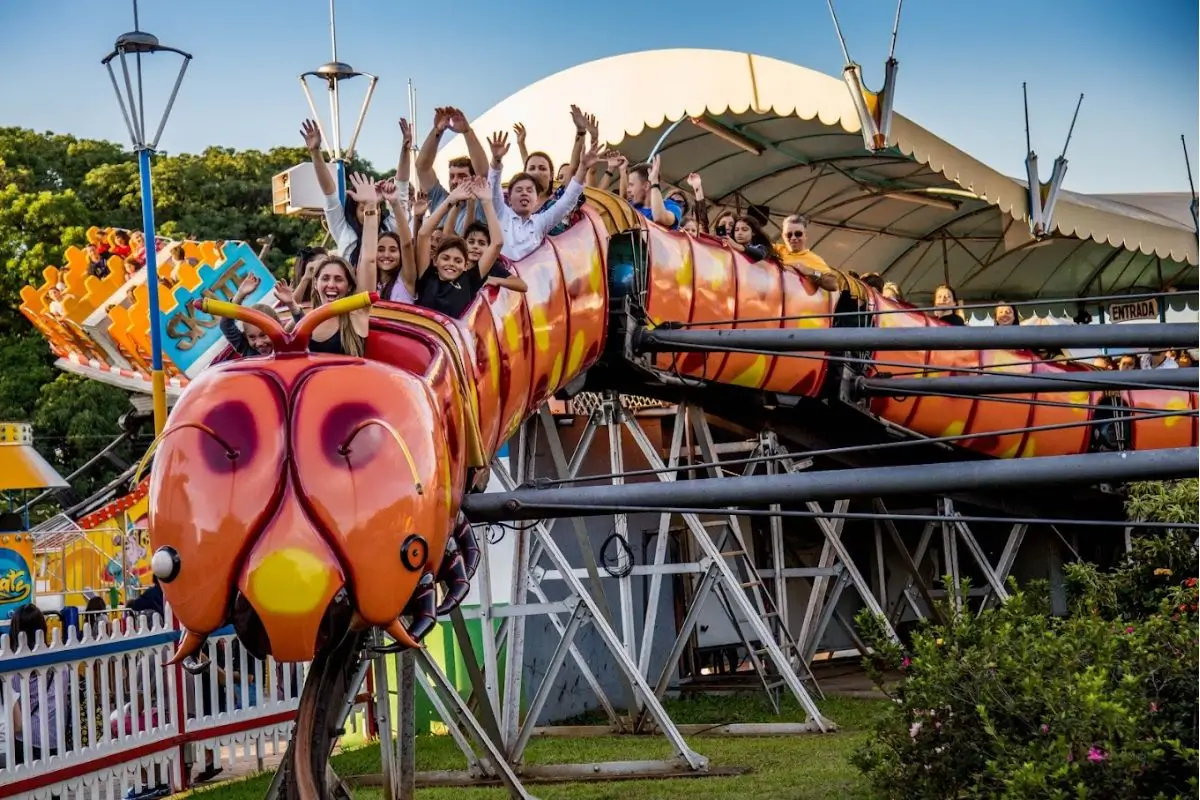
11,2,1197,796
143,188,1197,798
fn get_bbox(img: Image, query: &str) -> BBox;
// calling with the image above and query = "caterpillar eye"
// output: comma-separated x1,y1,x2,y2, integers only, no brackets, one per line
152,546,181,582
400,534,428,573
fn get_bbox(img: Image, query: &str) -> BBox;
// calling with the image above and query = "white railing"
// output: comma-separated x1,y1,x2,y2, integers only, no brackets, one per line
0,608,364,800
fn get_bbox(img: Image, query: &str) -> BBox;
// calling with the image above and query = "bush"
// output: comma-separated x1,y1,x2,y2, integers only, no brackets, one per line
852,481,1198,799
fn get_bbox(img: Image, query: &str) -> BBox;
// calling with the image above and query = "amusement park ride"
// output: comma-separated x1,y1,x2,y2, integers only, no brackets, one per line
9,2,1200,799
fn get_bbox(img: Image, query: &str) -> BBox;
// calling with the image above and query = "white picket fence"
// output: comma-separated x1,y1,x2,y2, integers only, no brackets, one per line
0,608,366,799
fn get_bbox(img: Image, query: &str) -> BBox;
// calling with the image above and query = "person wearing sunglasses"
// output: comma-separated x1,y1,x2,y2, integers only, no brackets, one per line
776,214,838,290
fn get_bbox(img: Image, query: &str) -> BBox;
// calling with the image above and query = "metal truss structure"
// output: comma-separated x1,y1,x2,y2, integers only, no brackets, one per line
344,388,1156,798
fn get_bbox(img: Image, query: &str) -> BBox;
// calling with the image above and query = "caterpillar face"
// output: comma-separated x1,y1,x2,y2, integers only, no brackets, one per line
149,354,458,662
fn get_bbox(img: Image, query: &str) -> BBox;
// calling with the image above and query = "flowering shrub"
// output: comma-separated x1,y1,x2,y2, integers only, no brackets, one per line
852,482,1198,799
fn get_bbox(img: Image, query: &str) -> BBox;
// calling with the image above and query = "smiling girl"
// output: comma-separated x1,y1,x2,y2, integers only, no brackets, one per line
307,172,380,356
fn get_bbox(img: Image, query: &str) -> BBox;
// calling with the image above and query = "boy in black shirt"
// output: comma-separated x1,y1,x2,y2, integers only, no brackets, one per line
415,176,516,317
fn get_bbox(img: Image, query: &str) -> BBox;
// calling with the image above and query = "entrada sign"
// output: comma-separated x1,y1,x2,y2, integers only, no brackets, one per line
1108,298,1159,324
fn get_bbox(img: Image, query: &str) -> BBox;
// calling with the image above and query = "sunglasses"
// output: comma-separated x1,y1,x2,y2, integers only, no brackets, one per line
785,231,806,239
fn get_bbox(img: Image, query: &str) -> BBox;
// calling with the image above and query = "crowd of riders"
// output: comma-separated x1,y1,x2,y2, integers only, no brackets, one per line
210,105,1194,370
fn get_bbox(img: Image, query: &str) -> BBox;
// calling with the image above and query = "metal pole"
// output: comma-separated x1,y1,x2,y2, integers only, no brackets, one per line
888,0,903,59
462,447,1199,522
647,117,686,163
1183,134,1198,237
138,147,168,434
827,0,852,64
397,651,416,800
634,321,1199,354
857,367,1200,397
329,0,338,63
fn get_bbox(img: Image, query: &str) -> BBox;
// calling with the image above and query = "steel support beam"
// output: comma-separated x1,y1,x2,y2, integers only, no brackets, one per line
462,447,1198,522
858,368,1200,397
634,322,1199,354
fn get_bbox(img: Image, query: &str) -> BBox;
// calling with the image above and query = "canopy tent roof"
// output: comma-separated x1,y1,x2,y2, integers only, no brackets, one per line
437,49,1198,313
0,423,69,492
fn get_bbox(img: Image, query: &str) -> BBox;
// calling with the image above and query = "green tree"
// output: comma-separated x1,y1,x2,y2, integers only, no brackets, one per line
0,126,371,518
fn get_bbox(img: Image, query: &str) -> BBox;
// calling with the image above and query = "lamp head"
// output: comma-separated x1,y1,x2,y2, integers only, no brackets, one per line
115,30,162,55
316,61,359,81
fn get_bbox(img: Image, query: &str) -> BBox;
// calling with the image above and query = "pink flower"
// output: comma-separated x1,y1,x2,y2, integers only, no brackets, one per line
1150,702,1159,713
1087,747,1108,763
909,721,922,739
1040,724,1050,734
1125,626,1135,633
901,656,912,669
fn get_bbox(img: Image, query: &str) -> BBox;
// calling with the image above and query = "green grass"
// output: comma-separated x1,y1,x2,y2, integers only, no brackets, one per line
190,695,886,800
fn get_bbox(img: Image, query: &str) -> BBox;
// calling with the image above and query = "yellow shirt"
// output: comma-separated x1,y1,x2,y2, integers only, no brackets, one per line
773,244,832,274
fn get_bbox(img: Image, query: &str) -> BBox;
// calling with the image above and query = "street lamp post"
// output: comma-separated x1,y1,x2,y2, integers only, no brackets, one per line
299,63,377,206
102,27,192,436
298,0,377,205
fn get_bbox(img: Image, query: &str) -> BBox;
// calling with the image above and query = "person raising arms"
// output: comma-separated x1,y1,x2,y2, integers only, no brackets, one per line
414,177,512,317
486,130,602,262
308,172,380,356
301,120,398,267
376,178,418,303
415,106,491,234
461,182,526,293
626,155,681,229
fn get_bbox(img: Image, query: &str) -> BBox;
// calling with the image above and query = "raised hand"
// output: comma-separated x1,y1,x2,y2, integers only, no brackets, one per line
686,172,703,192
433,107,451,134
649,154,662,185
274,282,296,307
466,175,492,202
398,118,413,147
446,108,470,134
569,104,587,133
448,180,474,203
346,172,380,205
583,112,599,141
236,273,261,300
579,137,604,172
412,190,430,216
380,178,399,204
513,122,527,148
488,131,510,162
300,120,322,152
605,150,628,171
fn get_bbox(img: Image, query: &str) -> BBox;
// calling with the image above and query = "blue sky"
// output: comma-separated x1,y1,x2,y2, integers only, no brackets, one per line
0,0,1195,194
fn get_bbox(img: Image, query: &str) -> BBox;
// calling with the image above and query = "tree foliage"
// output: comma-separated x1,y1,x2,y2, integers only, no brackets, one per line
0,126,375,515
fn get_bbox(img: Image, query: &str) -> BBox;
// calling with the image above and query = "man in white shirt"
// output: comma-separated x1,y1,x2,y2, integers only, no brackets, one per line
486,130,602,262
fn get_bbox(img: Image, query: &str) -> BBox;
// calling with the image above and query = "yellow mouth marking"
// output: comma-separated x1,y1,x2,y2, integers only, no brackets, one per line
249,547,332,616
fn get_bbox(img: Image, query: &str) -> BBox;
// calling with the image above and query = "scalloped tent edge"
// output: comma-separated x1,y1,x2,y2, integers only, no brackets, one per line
435,48,1197,268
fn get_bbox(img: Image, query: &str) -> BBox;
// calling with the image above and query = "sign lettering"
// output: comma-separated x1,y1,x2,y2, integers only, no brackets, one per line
1108,298,1159,324
0,547,33,608
159,244,276,375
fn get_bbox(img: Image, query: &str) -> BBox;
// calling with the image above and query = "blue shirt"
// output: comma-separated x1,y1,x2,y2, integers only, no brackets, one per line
635,198,683,230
